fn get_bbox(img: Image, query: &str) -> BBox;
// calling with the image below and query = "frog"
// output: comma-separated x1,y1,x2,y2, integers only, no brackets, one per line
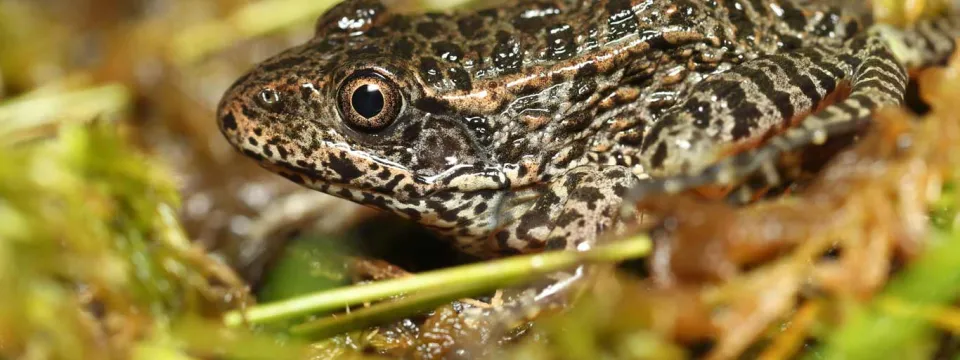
216,0,958,260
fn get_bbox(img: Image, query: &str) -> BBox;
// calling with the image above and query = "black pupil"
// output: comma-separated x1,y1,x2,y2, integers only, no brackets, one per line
351,84,385,119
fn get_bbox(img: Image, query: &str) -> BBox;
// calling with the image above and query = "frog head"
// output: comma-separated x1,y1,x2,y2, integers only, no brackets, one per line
217,0,514,245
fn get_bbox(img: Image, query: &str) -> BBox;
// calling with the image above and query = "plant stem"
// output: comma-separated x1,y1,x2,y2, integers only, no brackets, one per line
223,235,651,328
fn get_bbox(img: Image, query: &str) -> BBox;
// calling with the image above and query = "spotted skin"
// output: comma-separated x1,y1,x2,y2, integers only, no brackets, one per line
217,0,960,258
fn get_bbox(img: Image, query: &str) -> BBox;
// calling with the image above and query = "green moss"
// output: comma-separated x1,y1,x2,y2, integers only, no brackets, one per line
0,109,306,357
257,237,353,304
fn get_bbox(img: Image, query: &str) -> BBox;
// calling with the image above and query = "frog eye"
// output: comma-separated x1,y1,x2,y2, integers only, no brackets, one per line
337,71,402,133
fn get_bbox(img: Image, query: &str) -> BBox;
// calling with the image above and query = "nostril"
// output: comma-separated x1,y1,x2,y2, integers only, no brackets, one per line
259,89,278,103
256,88,283,110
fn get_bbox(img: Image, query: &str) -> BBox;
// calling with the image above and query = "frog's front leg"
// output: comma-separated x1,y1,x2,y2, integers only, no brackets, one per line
490,166,638,256
468,166,638,329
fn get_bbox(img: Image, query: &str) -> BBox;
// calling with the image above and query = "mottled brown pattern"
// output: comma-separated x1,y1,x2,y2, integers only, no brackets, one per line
217,0,959,257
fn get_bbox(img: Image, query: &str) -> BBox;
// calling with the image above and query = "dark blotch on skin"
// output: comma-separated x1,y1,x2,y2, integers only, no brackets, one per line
439,204,467,222
605,0,639,42
557,143,587,168
474,202,488,215
844,20,862,37
419,57,444,85
517,165,529,178
477,8,499,19
448,67,473,91
778,1,809,32
545,24,576,61
279,172,306,185
496,231,512,251
555,210,582,227
724,0,755,43
685,100,712,129
316,0,384,35
221,112,237,130
671,0,701,25
464,116,491,145
433,41,464,62
492,31,523,75
327,154,364,183
551,72,566,84
642,117,674,152
512,4,559,34
457,15,485,38
364,27,387,38
613,183,629,198
276,146,290,160
347,44,382,57
242,149,266,162
779,35,803,51
416,21,443,38
777,54,822,104
571,187,603,211
731,104,762,139
569,80,597,102
402,121,423,143
393,38,415,59
241,103,257,120
811,12,840,38
749,65,795,119
515,207,550,244
513,81,543,97
415,97,450,114
575,62,599,80
581,26,601,51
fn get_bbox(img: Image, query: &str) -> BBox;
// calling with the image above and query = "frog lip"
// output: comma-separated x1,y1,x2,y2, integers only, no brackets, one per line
261,155,517,207
258,157,443,200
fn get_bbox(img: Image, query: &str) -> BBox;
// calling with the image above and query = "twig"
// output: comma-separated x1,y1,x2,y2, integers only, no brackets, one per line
223,235,651,328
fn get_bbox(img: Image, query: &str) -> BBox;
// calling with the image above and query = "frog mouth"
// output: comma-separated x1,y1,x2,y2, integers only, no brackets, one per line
257,157,440,200
257,157,512,230
258,153,515,210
